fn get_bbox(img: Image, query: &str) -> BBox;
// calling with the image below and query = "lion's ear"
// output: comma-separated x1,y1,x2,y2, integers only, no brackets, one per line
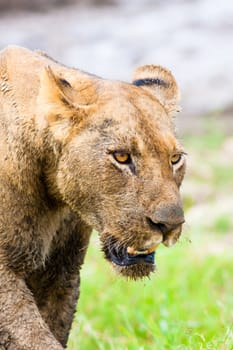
132,65,180,117
37,66,89,140
38,66,77,119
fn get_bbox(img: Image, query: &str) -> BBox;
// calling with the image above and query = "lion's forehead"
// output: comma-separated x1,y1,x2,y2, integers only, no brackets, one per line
136,119,181,157
91,94,179,157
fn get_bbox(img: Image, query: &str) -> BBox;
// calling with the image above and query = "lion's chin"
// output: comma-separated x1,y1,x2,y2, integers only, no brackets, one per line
111,261,155,280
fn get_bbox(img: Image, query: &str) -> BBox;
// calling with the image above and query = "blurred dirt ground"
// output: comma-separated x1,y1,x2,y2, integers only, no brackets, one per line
0,0,232,133
0,0,114,11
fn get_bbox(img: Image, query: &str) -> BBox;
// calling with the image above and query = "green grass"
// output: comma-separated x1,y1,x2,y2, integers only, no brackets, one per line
68,119,233,350
68,233,233,350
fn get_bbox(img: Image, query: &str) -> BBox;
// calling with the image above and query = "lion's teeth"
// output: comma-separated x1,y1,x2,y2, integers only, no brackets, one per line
134,249,148,255
127,243,160,255
127,246,136,255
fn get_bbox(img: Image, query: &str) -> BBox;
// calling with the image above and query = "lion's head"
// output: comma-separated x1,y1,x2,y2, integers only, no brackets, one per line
38,64,186,279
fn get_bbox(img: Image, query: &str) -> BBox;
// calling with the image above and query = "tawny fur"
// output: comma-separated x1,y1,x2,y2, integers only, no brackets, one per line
0,46,186,349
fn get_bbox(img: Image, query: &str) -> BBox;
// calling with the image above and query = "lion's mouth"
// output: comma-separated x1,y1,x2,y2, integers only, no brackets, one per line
101,235,156,279
109,246,155,266
102,235,156,267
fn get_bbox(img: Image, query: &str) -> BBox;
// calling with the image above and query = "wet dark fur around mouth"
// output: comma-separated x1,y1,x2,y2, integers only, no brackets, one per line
101,234,156,280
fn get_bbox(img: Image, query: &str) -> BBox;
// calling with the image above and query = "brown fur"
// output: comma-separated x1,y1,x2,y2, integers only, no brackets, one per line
0,46,186,349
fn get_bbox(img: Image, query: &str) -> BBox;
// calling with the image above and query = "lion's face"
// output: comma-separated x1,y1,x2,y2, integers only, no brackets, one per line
39,65,186,279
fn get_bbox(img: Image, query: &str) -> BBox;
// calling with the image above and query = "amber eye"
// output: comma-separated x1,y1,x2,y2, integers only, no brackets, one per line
171,153,182,165
113,151,131,164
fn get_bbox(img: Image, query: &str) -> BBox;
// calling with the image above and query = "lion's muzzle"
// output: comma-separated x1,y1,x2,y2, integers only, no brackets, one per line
101,203,184,279
146,202,185,246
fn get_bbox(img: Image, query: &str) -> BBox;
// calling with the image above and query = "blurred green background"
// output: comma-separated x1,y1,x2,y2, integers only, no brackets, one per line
0,0,232,349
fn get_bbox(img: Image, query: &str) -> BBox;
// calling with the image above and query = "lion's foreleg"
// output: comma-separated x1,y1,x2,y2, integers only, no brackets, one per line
0,264,64,350
27,222,91,348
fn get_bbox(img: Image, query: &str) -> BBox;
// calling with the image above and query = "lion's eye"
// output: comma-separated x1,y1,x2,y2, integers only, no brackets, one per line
171,153,182,165
113,151,131,164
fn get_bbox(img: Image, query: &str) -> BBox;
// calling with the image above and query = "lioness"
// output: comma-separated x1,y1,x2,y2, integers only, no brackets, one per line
0,46,185,350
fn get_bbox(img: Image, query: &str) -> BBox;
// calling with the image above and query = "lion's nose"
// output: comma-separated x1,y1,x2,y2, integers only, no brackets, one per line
146,203,185,239
146,218,181,235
